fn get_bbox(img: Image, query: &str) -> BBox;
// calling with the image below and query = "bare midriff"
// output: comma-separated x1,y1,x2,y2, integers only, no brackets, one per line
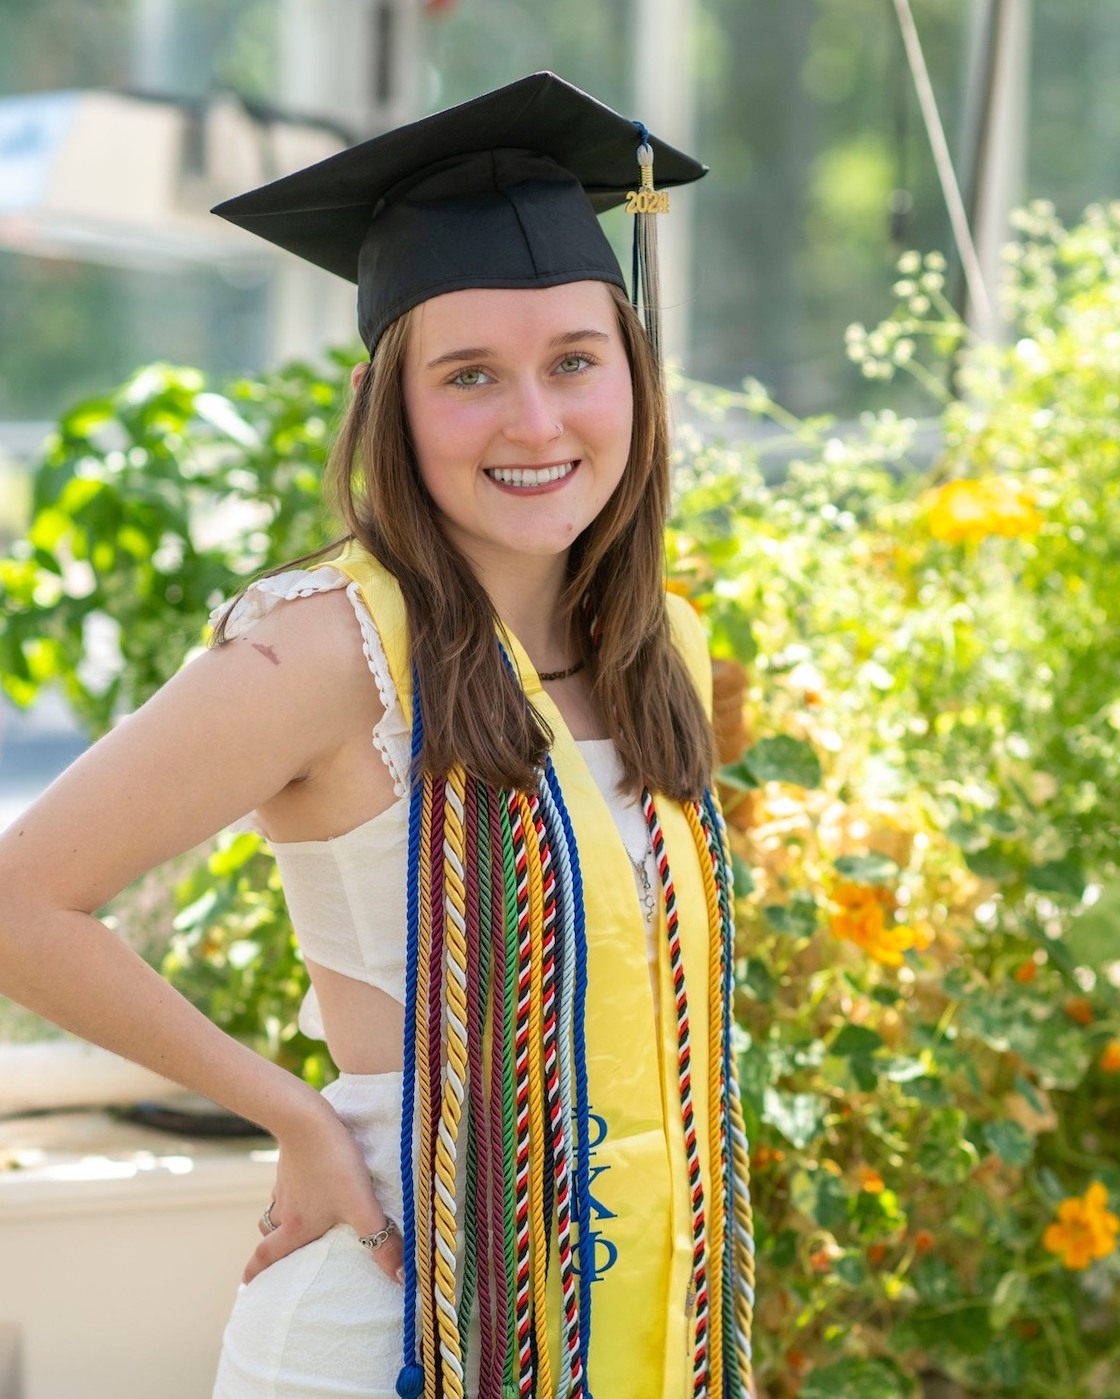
303,956,405,1075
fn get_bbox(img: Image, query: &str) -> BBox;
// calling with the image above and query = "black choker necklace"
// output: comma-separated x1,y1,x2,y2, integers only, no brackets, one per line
537,659,585,682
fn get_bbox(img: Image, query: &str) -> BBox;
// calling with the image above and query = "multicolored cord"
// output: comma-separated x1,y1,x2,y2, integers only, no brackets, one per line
395,667,754,1398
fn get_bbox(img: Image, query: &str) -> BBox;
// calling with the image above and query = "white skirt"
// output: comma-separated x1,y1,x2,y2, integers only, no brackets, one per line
212,1072,407,1399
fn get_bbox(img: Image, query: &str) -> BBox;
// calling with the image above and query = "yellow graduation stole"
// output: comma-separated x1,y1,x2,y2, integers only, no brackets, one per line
327,542,753,1399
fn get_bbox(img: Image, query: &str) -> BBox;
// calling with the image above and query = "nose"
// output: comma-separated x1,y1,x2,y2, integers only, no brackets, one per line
501,378,562,450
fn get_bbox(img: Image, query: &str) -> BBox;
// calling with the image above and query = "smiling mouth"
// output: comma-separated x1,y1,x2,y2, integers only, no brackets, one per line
485,461,577,487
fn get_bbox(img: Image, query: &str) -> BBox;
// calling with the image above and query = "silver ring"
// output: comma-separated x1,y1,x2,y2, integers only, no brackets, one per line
358,1219,399,1253
261,1202,279,1234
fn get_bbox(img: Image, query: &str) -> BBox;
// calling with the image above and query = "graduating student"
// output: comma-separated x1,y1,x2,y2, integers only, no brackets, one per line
0,73,754,1398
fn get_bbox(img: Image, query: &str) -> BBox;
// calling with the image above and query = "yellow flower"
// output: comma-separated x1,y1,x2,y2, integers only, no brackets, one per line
925,477,1042,545
829,882,922,967
1043,1182,1120,1270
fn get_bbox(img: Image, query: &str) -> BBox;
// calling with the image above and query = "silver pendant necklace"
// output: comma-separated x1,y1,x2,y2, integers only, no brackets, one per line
629,847,657,921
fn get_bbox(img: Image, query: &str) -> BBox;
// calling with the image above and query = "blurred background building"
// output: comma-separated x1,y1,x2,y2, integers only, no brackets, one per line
0,0,1117,448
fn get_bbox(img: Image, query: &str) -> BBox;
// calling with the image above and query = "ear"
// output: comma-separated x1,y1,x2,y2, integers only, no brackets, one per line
350,361,370,392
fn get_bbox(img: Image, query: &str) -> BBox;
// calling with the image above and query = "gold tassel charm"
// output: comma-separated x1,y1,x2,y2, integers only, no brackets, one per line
627,130,668,361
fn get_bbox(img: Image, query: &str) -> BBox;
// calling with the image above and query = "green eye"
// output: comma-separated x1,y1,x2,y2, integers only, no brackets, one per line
558,354,591,374
452,367,484,387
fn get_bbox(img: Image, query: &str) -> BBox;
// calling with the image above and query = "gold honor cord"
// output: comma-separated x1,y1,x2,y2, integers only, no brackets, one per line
433,767,470,1397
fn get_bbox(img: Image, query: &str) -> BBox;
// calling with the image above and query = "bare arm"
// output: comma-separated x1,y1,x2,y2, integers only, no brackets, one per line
0,588,403,1281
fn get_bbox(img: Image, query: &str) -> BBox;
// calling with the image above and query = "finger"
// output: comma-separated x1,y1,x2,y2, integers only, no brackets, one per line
243,1226,302,1284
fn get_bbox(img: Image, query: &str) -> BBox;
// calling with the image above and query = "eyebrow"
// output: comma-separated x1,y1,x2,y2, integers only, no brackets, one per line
425,328,611,370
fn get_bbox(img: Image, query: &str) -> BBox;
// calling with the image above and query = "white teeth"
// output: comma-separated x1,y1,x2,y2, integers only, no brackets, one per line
487,462,575,487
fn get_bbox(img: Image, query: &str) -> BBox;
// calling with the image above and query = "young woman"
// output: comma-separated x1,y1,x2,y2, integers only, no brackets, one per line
0,74,754,1398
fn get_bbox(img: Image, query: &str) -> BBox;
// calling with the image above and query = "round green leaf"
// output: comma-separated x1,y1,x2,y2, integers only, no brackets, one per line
830,1025,884,1057
743,734,822,788
801,1357,915,1399
990,1269,1029,1331
834,852,901,885
1065,881,1120,970
983,1120,1035,1168
762,1087,828,1148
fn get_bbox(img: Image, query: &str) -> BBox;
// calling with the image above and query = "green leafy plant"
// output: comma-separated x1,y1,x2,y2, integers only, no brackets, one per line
4,206,1120,1396
667,200,1120,1396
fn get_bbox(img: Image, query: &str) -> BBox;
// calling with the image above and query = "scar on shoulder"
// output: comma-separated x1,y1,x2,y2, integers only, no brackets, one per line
250,641,280,666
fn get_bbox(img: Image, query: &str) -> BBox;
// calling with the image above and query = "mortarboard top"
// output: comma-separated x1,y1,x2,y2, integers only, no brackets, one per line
212,72,707,352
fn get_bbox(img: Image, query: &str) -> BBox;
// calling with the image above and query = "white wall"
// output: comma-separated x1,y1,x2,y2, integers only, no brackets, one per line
0,1110,276,1399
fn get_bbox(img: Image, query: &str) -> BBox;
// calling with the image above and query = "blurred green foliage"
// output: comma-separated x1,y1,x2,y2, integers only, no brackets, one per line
667,201,1120,1396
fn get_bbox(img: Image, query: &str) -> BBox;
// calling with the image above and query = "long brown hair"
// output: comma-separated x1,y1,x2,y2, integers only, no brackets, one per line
220,284,716,798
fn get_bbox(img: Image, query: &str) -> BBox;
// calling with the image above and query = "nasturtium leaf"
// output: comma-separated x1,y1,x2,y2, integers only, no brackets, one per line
898,1075,951,1106
881,1055,928,1083
831,1024,884,1057
835,852,901,885
1012,1073,1045,1113
912,1255,958,1305
849,1055,879,1091
709,609,758,663
947,819,988,852
762,1087,828,1148
964,843,1020,881
764,899,817,938
800,1357,915,1399
989,1270,1029,1331
834,1251,869,1288
1026,858,1087,898
1065,881,1120,970
983,1120,1035,1168
743,734,822,788
1029,1017,1092,1091
719,759,758,792
741,958,775,1003
981,1334,1028,1388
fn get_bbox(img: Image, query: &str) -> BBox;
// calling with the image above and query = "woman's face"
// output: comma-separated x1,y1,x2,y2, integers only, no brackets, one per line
400,280,634,578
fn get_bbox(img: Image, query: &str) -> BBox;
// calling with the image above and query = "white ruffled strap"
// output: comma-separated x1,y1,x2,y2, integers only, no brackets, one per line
209,566,411,798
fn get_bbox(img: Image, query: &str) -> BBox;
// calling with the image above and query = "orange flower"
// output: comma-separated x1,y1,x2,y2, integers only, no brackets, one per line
809,1247,832,1274
913,1229,934,1255
829,882,923,967
925,476,1042,545
1043,1183,1120,1269
1099,1040,1120,1073
1064,997,1094,1026
665,577,704,615
856,1165,885,1194
753,1144,786,1169
1014,959,1038,984
867,1242,889,1265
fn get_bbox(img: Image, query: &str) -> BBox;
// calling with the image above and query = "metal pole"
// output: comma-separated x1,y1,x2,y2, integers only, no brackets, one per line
634,0,697,367
892,0,993,328
968,0,1030,343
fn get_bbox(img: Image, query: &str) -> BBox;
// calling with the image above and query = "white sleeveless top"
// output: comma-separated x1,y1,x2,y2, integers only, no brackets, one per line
212,568,658,1041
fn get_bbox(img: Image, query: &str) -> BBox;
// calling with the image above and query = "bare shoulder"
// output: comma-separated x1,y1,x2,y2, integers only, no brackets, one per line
214,582,382,718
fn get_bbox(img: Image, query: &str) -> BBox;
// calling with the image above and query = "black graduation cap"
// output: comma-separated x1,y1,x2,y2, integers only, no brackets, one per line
212,72,707,353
